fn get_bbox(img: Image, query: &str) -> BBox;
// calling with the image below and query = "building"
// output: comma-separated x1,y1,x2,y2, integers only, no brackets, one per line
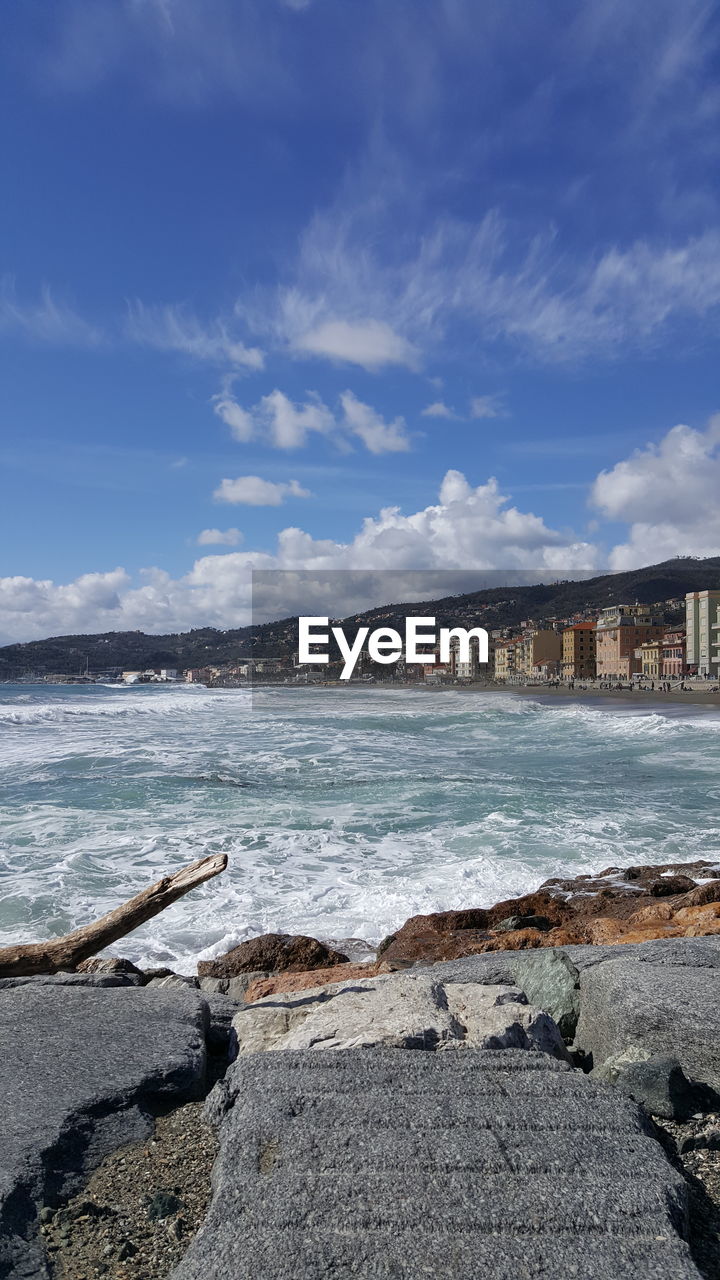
636,638,662,680
686,590,720,677
594,606,667,680
448,634,496,680
561,622,597,679
662,630,686,680
494,639,518,680
515,629,562,678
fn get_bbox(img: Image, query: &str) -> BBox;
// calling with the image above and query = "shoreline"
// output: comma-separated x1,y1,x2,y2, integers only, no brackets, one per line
250,679,720,710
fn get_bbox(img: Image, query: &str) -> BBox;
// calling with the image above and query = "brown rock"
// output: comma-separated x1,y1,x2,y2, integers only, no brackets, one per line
244,962,379,1002
678,879,720,908
674,902,720,928
75,956,145,978
629,902,676,924
648,875,697,896
197,933,349,979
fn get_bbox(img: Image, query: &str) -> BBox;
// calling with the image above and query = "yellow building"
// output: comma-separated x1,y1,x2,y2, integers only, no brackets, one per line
515,629,562,677
494,639,517,680
636,638,662,679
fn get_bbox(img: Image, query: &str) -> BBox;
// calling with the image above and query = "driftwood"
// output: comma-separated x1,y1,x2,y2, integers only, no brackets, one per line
0,853,228,978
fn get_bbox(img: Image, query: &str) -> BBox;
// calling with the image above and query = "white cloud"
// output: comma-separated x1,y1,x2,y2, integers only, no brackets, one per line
212,387,411,454
0,279,102,347
126,301,264,369
591,416,720,568
213,475,311,505
0,471,598,640
470,395,506,420
196,527,243,546
422,401,455,418
292,318,419,371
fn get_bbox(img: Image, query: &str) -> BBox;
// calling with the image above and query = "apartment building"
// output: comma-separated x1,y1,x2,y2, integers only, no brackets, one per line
594,606,667,680
636,638,662,679
448,634,496,679
494,639,518,680
561,622,597,679
515,629,562,678
662,630,686,680
686,590,720,677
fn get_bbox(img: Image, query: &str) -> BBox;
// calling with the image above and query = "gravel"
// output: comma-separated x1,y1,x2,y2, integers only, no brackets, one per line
653,1111,720,1279
41,1100,218,1280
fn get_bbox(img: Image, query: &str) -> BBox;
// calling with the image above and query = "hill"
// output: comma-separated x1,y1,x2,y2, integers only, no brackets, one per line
2,557,720,678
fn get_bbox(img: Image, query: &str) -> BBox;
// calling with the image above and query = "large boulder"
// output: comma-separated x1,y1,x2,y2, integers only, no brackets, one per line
197,933,349,978
172,1049,700,1280
0,984,209,1280
231,971,570,1060
574,951,720,1095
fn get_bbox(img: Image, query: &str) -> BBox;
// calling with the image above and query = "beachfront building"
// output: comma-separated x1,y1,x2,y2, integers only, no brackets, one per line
636,638,662,680
686,590,720,677
594,606,667,680
494,639,518,680
662,630,686,680
515,629,563,678
448,634,496,680
561,622,597,679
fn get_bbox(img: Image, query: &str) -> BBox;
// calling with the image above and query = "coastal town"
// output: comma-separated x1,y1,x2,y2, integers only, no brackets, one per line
49,585,718,688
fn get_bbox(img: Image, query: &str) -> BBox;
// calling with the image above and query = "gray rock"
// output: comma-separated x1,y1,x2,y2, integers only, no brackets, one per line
575,956,720,1094
320,936,376,963
173,1049,700,1280
198,971,269,999
145,973,200,990
231,972,570,1059
506,948,581,1040
0,971,143,989
0,985,209,1280
594,1048,705,1119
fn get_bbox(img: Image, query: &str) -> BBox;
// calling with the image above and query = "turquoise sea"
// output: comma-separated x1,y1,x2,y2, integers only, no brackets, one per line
1,682,719,972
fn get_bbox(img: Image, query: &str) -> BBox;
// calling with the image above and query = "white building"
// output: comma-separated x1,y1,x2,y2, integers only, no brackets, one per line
686,590,720,677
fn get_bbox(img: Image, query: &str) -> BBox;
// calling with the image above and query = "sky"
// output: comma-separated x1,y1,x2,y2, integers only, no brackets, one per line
2,0,720,641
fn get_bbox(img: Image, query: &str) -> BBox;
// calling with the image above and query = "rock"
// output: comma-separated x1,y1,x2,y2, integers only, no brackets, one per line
76,956,145,979
145,973,200,990
175,1048,700,1280
574,954,720,1094
504,948,581,1041
493,914,552,933
231,972,570,1060
319,937,376,963
144,1189,184,1221
0,985,209,1280
649,875,697,896
198,972,270,999
197,934,348,978
617,1055,702,1121
244,962,379,1003
0,972,143,990
678,879,720,908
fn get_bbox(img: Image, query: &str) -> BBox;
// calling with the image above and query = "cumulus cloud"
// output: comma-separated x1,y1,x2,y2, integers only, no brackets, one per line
292,318,419,371
126,301,264,369
0,471,598,641
592,416,720,568
422,401,455,418
212,387,411,454
470,394,507,420
213,476,311,506
196,528,243,546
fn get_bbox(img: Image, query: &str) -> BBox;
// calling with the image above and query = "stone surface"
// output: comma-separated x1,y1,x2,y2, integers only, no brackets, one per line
0,985,209,1280
198,971,270,998
575,954,720,1095
376,860,720,966
244,961,378,1003
0,971,143,989
197,933,348,978
232,972,570,1059
172,1048,700,1280
76,956,146,979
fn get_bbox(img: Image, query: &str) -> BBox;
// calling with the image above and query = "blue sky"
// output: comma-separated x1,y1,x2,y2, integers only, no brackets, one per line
2,0,720,639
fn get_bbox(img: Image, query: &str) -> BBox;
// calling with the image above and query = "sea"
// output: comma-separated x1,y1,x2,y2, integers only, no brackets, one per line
1,681,719,973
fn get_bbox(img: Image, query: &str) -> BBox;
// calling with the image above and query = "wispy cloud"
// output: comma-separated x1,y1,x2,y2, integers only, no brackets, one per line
0,279,102,347
126,301,264,369
469,395,507,420
421,401,456,419
213,387,411,454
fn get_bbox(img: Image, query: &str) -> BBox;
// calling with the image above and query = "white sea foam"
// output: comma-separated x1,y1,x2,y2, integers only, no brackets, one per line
1,683,719,971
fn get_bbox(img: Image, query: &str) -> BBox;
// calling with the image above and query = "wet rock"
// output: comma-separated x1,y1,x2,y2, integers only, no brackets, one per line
197,934,348,978
649,875,697,897
76,956,145,979
493,914,553,933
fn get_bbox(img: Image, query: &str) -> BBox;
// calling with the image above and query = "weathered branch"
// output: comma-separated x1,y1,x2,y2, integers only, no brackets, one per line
0,853,228,978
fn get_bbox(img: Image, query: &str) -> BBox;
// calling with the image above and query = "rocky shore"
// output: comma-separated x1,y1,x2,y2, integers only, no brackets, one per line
3,857,720,1279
